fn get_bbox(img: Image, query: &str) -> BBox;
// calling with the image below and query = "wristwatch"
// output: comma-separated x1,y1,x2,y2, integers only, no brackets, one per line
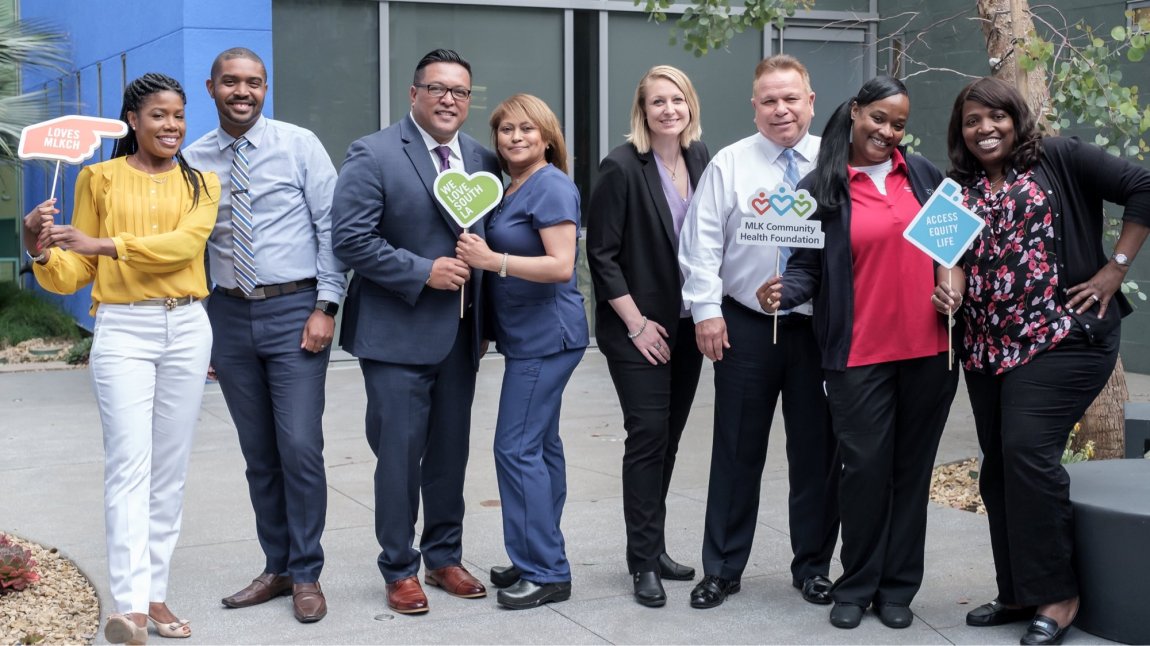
315,300,339,317
1112,253,1131,268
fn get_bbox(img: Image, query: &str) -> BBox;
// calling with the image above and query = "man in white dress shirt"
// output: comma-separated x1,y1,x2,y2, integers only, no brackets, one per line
678,54,840,610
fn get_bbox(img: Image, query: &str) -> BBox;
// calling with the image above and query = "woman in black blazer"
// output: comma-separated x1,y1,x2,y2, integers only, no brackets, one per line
587,65,710,608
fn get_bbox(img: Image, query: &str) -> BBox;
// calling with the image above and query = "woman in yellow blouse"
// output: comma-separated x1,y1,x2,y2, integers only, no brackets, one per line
23,73,218,645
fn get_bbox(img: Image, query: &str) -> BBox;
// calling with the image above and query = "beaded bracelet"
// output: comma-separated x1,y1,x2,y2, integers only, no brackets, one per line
627,316,648,339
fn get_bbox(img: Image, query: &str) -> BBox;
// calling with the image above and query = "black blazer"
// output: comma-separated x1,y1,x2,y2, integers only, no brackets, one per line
586,140,710,363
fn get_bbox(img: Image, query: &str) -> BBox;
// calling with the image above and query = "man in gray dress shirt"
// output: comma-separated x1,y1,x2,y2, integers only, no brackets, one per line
183,47,346,624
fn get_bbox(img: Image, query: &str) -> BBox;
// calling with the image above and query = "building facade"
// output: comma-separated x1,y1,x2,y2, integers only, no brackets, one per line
10,0,1150,367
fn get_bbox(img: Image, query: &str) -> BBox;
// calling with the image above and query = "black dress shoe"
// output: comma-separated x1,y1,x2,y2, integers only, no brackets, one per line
632,571,666,608
874,602,913,629
966,598,1035,627
1020,614,1072,645
689,575,740,609
829,602,864,629
489,564,522,589
657,553,695,581
496,579,572,610
796,575,833,605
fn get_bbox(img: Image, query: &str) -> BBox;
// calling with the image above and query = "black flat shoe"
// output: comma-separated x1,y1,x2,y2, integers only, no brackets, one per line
489,564,522,589
657,553,695,581
632,571,666,608
689,575,740,609
966,598,1035,627
496,579,571,610
1020,614,1073,645
796,575,833,605
874,602,914,629
830,602,864,629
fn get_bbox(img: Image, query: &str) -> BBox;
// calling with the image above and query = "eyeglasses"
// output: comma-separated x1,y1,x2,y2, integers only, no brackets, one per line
414,83,472,101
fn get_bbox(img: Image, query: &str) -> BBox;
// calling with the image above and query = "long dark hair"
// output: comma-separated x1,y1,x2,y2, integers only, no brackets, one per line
111,72,207,208
808,76,908,212
947,77,1043,185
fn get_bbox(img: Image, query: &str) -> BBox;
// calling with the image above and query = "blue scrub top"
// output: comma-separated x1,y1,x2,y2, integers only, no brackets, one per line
485,164,590,360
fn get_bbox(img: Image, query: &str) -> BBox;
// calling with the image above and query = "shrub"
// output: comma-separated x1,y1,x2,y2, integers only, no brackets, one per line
0,534,40,593
0,281,82,346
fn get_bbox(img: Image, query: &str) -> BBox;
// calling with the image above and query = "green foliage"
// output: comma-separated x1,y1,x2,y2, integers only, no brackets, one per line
0,17,70,163
65,335,91,365
1061,424,1095,464
1020,10,1150,160
634,0,812,56
0,281,82,346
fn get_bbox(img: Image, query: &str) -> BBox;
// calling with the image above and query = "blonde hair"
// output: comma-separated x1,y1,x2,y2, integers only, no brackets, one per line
626,65,702,154
488,94,569,174
753,54,812,94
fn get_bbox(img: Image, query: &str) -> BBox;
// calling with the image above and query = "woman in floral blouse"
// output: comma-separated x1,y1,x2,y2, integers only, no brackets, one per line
936,77,1150,646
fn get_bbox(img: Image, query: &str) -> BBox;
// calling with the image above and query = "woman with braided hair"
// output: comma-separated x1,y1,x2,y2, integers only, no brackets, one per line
23,72,218,645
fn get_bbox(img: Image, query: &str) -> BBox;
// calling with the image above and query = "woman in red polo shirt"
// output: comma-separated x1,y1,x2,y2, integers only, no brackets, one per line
758,76,959,631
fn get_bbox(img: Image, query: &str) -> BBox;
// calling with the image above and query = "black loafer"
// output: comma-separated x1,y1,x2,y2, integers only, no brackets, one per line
689,575,740,609
1020,614,1072,645
966,598,1035,627
657,553,696,581
796,575,833,605
496,579,571,610
632,571,666,607
489,564,522,589
875,602,914,629
830,602,864,629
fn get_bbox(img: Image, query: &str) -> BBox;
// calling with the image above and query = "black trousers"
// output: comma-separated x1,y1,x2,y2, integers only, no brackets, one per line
824,352,958,607
964,324,1118,607
607,316,704,573
702,299,840,584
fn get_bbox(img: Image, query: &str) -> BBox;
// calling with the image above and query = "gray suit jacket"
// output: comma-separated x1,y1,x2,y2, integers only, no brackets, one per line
332,115,500,367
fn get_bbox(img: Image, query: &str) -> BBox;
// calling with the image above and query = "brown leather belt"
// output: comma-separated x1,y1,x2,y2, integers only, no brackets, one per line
219,278,317,300
126,296,199,310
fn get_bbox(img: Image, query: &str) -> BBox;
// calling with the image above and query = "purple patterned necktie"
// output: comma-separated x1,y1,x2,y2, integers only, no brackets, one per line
434,145,451,172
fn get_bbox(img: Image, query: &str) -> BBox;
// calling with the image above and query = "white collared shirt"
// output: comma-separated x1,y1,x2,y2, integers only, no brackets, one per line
678,131,820,322
409,112,463,171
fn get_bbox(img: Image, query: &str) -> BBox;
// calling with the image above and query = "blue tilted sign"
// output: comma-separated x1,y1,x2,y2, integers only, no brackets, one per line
902,178,985,268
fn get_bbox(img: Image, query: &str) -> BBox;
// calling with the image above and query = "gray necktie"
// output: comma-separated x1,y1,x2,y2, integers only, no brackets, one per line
779,148,800,267
231,137,257,294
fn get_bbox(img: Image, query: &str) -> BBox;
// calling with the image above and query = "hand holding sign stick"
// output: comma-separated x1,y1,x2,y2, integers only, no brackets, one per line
902,178,985,370
434,170,504,318
18,116,129,257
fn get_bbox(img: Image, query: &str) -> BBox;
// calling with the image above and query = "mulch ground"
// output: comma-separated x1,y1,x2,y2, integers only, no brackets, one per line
930,457,986,515
0,534,99,645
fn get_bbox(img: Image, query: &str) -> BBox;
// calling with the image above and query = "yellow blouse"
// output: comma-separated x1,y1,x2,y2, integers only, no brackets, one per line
33,156,220,314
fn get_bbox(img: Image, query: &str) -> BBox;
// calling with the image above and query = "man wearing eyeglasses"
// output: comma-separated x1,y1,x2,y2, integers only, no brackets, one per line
332,48,500,616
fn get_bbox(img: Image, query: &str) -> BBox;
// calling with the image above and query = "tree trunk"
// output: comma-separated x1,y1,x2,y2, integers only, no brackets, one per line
976,0,1128,458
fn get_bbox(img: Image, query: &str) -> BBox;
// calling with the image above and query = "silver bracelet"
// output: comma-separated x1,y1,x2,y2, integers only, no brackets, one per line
498,253,509,278
627,316,648,340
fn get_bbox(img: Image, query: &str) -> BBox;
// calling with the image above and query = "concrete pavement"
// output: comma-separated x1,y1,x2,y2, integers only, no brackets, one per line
3,349,1145,644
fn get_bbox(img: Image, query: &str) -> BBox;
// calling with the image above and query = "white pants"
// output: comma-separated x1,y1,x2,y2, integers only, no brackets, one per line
89,301,212,614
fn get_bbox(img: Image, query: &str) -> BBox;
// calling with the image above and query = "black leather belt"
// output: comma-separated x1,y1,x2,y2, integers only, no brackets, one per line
723,295,812,323
219,278,317,300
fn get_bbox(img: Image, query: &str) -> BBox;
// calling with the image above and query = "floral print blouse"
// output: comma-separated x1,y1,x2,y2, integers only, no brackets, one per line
960,169,1073,374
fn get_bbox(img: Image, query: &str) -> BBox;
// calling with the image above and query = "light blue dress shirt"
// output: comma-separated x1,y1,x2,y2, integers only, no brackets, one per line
184,116,347,304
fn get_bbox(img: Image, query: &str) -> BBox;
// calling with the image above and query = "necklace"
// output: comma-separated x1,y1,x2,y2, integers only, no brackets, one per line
128,153,175,182
656,152,682,181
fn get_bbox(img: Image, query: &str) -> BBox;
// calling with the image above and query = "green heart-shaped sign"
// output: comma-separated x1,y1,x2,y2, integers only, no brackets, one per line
433,170,504,229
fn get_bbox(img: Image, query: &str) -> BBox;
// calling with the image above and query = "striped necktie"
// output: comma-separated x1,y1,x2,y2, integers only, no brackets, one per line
783,148,800,189
779,148,801,267
230,136,257,295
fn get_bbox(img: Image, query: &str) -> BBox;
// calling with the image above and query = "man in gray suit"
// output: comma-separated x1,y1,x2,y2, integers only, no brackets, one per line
331,49,499,616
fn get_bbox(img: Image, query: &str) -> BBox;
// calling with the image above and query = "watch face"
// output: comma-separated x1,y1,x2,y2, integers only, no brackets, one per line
1115,253,1130,266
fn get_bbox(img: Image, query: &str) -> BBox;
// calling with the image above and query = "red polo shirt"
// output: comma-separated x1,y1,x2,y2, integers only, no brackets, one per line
847,150,949,367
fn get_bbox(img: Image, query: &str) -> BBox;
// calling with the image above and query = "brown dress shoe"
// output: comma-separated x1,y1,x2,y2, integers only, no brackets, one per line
292,582,327,623
221,572,293,608
386,576,429,614
425,564,487,599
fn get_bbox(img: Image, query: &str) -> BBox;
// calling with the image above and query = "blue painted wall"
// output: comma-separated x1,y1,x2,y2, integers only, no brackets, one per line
19,0,273,328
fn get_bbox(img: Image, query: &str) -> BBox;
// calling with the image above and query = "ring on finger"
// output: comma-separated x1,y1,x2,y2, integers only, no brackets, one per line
1090,294,1099,302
